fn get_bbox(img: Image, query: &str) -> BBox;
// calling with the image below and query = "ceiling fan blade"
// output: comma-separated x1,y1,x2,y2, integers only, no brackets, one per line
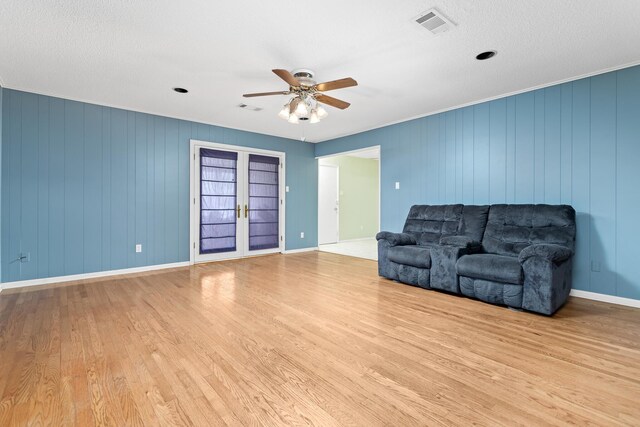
315,94,351,110
272,69,300,87
243,91,290,98
315,77,358,92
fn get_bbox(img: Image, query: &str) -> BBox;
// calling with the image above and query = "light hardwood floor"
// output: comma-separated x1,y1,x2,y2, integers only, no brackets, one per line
319,238,378,261
0,252,639,426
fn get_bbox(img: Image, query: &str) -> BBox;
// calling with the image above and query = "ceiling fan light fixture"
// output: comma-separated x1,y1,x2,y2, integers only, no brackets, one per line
243,68,356,127
294,99,309,117
316,105,328,119
278,103,290,120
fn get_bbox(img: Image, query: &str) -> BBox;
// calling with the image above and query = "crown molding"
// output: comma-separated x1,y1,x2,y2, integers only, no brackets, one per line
317,60,640,143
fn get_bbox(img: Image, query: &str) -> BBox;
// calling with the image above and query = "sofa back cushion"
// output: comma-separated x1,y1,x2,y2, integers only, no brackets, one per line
402,205,490,245
403,205,463,245
482,204,576,257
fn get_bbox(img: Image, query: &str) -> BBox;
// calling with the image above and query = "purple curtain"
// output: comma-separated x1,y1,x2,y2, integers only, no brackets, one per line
248,154,280,250
200,148,238,254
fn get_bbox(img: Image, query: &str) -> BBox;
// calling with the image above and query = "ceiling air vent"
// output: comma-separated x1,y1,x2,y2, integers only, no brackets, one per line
415,9,454,35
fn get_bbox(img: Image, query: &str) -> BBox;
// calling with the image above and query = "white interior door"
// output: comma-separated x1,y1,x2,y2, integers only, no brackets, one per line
192,142,284,263
318,164,339,244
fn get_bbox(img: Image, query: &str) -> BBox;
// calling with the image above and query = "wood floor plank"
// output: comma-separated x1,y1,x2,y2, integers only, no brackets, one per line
0,251,639,426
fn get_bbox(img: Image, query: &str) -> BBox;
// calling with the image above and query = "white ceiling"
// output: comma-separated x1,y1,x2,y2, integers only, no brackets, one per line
1,1,639,143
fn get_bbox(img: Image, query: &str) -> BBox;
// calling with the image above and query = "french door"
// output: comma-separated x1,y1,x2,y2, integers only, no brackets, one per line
191,141,284,263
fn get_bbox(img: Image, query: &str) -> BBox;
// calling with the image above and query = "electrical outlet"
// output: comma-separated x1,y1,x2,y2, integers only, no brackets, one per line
135,244,142,253
395,182,400,190
300,232,305,239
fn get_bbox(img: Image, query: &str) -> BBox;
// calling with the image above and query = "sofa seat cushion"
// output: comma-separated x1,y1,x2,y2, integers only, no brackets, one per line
456,254,523,285
459,277,523,308
387,245,431,269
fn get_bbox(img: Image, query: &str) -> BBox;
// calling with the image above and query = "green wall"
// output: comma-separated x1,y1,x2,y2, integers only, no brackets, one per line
320,156,379,240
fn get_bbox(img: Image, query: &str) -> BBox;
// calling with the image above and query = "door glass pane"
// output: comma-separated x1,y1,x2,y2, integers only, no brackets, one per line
248,154,279,250
200,148,238,254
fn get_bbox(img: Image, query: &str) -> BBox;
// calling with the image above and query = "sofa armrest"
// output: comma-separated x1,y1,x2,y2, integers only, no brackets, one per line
430,244,469,293
518,244,573,264
520,245,574,315
439,235,482,250
376,232,416,247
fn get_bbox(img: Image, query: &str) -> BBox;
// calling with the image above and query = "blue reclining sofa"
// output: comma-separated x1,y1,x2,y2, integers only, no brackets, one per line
376,204,576,315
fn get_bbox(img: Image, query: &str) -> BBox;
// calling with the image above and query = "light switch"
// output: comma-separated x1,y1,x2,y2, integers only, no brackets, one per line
395,182,400,190
135,244,142,253
285,186,290,192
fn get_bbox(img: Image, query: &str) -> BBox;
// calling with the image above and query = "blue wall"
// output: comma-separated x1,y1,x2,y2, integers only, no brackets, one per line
1,89,318,283
316,65,640,300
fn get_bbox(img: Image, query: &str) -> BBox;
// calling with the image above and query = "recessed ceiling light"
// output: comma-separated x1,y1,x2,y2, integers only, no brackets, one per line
476,51,497,60
237,103,263,112
173,87,188,93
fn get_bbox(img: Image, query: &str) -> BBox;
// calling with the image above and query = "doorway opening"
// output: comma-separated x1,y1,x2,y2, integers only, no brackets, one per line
317,147,380,260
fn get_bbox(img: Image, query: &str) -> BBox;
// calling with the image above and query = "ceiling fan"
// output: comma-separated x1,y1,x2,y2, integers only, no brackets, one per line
243,69,357,124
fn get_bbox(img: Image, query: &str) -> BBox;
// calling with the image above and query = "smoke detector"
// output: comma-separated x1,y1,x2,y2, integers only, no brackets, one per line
415,9,454,36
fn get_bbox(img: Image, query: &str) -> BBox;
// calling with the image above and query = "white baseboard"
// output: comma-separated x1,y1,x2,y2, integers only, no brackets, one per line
0,249,320,292
337,237,376,243
570,289,640,309
283,247,318,254
0,261,191,292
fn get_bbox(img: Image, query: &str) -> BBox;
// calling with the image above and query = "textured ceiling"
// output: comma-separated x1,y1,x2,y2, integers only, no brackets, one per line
1,1,639,142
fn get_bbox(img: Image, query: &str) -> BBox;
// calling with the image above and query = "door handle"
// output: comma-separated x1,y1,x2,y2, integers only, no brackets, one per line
244,204,249,218
237,204,241,218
